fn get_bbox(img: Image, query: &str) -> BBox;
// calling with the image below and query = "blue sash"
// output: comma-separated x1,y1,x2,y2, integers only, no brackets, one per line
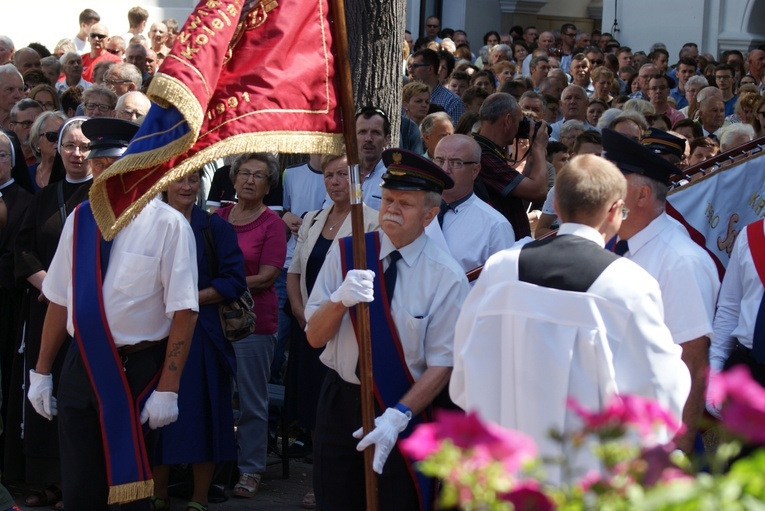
71,202,156,504
339,232,435,511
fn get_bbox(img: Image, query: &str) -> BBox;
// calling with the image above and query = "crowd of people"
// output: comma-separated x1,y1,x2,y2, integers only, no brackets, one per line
0,5,764,511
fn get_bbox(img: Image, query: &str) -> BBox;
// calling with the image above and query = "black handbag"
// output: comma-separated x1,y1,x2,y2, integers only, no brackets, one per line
201,214,256,342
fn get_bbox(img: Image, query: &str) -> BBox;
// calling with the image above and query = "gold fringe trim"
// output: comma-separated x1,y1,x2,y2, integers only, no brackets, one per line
107,479,154,505
91,132,344,240
147,73,205,136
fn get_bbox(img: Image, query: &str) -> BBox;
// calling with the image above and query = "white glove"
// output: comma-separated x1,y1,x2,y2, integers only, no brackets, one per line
28,370,57,420
140,390,179,429
353,407,410,474
330,269,375,307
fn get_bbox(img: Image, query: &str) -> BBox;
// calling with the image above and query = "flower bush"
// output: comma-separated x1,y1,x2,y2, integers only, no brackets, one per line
401,366,765,510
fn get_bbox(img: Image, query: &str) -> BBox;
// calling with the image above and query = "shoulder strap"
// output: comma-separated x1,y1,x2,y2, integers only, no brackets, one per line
747,219,765,284
202,213,217,279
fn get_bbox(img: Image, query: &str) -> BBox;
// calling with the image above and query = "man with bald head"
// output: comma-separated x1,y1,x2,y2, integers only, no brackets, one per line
81,23,121,83
522,31,555,75
550,85,596,141
433,134,514,273
12,48,41,75
0,36,14,65
116,91,151,121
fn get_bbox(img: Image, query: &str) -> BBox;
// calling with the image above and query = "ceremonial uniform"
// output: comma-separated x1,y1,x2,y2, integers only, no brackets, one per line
711,220,765,377
451,223,690,484
621,213,719,344
43,198,198,510
440,192,515,273
305,149,470,510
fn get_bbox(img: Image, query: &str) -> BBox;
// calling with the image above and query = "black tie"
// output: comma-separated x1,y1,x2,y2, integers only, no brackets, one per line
437,202,450,227
384,251,402,304
614,240,629,256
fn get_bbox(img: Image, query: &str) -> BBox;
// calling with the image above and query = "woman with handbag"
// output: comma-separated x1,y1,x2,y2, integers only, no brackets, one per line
216,153,287,499
151,169,247,511
285,151,378,508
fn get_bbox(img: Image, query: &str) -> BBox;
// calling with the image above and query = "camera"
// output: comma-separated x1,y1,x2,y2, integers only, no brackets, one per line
517,117,552,141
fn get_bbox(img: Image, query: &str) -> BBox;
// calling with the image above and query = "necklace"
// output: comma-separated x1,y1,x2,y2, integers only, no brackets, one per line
326,210,350,232
231,203,263,223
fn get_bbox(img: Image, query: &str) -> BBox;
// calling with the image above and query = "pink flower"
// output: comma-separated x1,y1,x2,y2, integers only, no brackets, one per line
707,365,765,444
567,395,682,438
499,480,555,511
401,410,537,473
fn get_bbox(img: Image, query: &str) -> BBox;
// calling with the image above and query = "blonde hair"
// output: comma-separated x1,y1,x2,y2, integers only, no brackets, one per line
554,154,626,223
402,81,430,103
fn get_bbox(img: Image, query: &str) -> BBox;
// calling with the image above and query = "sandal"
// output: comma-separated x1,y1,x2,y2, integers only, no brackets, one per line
150,496,170,511
24,485,62,507
186,502,208,511
302,488,316,509
233,472,260,498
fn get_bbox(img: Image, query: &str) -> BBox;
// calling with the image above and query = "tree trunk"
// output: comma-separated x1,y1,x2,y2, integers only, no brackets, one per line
345,0,406,147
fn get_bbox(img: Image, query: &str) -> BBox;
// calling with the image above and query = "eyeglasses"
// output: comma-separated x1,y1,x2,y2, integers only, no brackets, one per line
118,109,142,119
433,158,478,170
37,101,56,110
237,172,265,181
610,201,629,220
407,63,428,71
10,120,34,129
105,48,121,55
42,131,59,143
84,102,113,112
89,33,108,40
590,59,604,66
104,79,131,87
0,152,11,162
564,32,577,37
61,143,90,154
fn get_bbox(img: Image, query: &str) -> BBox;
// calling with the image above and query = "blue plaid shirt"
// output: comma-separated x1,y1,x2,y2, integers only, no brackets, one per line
430,82,466,125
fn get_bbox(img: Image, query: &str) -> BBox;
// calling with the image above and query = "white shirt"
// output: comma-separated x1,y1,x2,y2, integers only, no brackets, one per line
74,35,90,55
550,119,598,141
451,223,690,483
541,186,556,216
56,77,91,94
441,193,515,273
282,162,328,267
305,230,470,384
622,213,720,345
361,159,385,210
711,221,764,371
43,199,199,346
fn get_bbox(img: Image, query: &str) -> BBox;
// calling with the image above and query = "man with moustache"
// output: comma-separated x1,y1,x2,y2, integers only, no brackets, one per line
305,149,469,510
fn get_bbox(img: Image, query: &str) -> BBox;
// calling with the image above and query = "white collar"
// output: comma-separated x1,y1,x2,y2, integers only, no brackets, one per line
557,223,606,247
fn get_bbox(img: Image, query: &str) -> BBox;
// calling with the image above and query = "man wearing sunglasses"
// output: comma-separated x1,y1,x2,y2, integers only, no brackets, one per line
603,129,720,457
81,23,121,83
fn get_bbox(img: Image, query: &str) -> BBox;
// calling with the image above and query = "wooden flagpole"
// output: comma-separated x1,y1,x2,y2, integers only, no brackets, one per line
328,0,379,509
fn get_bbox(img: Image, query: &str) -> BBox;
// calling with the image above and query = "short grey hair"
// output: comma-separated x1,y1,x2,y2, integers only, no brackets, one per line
686,75,709,90
622,98,656,116
60,51,80,67
479,92,519,124
420,112,451,136
0,36,14,51
490,44,512,61
40,56,61,76
106,62,142,89
0,63,22,81
597,108,623,130
423,190,442,209
609,110,649,132
230,153,280,190
719,123,755,151
630,173,667,204
30,110,67,159
560,119,586,138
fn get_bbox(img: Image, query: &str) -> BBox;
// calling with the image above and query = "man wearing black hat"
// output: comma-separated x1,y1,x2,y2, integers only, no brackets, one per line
304,149,470,510
602,128,720,455
29,117,199,510
450,153,690,484
641,127,687,168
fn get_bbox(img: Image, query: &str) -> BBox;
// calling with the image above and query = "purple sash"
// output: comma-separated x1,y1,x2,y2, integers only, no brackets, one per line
71,202,156,504
339,232,435,510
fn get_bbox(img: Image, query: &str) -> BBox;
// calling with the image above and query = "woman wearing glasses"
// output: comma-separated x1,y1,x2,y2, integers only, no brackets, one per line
81,85,117,118
9,117,92,510
216,153,286,499
27,111,66,191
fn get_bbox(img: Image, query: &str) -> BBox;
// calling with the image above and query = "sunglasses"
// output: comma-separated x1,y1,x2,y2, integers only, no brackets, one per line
43,131,59,143
355,105,389,123
89,33,108,40
105,48,121,55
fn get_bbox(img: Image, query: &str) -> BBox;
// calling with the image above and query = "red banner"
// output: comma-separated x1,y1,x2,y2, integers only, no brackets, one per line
90,0,344,239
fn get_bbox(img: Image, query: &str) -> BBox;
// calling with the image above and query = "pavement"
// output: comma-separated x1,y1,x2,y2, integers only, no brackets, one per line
9,456,315,511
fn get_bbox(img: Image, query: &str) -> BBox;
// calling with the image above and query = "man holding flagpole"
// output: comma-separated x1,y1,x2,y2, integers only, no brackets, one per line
305,149,470,510
27,118,199,511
